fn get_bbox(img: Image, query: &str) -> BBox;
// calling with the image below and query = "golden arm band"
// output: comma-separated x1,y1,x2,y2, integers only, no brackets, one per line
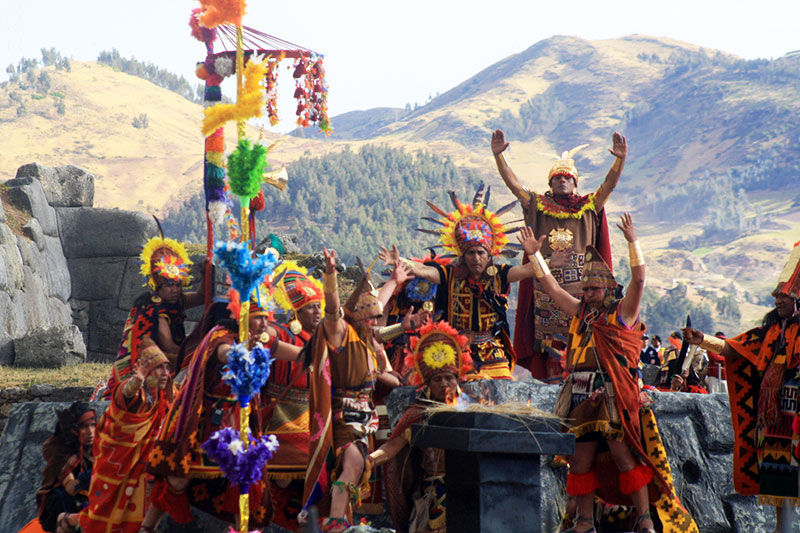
528,252,551,279
322,271,338,294
324,306,344,322
369,449,387,467
377,323,405,343
699,334,727,354
628,240,644,268
611,157,622,172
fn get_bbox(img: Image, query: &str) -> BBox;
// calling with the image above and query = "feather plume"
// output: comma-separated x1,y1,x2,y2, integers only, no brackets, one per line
426,201,449,218
448,191,462,211
471,182,485,208
484,186,491,210
416,228,441,236
422,217,446,226
565,144,590,159
494,199,519,217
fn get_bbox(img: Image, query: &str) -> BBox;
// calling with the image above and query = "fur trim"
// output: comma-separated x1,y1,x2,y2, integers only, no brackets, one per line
566,470,599,496
619,463,653,495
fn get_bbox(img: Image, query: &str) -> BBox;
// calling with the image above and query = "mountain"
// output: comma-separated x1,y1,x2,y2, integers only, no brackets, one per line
3,35,800,333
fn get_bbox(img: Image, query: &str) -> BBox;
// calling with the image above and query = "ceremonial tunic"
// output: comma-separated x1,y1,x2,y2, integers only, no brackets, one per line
385,393,446,533
432,263,514,379
147,327,269,527
724,318,800,505
558,300,698,531
81,385,168,533
106,296,186,397
515,188,608,382
304,324,388,516
263,325,311,532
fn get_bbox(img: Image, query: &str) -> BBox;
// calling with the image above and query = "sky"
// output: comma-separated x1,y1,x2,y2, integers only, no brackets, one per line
2,0,799,132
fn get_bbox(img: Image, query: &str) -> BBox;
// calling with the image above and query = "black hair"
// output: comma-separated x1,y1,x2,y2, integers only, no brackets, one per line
54,401,96,448
176,300,236,370
653,335,662,343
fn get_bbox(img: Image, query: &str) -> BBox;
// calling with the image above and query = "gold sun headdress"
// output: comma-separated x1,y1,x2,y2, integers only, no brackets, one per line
404,320,473,386
544,144,589,183
418,183,524,258
139,219,193,291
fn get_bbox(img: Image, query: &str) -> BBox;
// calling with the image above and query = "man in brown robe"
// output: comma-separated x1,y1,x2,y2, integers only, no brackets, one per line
491,129,627,383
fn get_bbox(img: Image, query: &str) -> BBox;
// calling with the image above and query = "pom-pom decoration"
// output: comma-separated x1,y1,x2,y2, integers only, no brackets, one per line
201,427,279,493
189,8,217,46
195,0,246,29
213,240,280,301
405,277,438,303
221,341,273,407
214,55,235,78
227,139,269,200
201,55,268,136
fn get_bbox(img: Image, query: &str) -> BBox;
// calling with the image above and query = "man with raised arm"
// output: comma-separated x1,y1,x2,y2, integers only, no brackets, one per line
529,213,696,533
303,248,426,533
381,188,540,380
683,243,800,533
492,129,627,383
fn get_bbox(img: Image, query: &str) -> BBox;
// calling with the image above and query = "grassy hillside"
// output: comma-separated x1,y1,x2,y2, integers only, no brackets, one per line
3,35,799,334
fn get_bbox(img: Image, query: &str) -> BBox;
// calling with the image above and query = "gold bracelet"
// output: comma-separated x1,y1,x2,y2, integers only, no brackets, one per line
611,157,622,172
378,323,405,343
628,240,644,268
369,449,387,467
699,334,726,354
324,306,344,322
398,257,415,271
322,271,337,294
122,375,142,398
528,252,551,279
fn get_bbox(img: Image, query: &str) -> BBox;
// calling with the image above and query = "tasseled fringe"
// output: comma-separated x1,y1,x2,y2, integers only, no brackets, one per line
267,471,306,481
570,420,624,442
566,470,599,496
619,463,653,495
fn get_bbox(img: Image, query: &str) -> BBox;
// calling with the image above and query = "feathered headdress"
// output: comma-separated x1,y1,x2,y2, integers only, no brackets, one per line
544,144,589,182
418,182,523,257
140,218,193,291
404,321,473,386
773,241,800,298
269,259,325,320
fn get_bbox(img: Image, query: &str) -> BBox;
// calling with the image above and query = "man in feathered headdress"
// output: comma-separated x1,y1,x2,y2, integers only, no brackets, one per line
380,187,541,380
683,242,800,531
302,248,427,532
492,130,627,384
105,232,205,397
369,320,472,533
529,213,696,533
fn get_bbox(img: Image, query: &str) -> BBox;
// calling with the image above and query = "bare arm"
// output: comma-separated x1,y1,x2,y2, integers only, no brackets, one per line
594,132,627,212
524,229,581,316
377,262,413,309
507,226,538,283
322,248,348,347
616,213,644,326
378,245,441,284
682,327,737,358
491,129,529,203
491,129,530,204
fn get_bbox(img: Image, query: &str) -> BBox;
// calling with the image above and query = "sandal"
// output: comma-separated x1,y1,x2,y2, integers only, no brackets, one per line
321,516,351,532
635,511,656,533
562,515,595,533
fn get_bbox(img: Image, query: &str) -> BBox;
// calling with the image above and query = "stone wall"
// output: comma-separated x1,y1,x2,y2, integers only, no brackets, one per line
0,162,203,365
3,383,799,532
0,386,93,435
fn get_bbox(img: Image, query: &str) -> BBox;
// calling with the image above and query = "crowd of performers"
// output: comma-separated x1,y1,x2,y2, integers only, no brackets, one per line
30,129,800,533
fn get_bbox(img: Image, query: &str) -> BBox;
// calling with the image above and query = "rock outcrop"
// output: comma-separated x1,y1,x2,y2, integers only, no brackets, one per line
0,162,184,364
